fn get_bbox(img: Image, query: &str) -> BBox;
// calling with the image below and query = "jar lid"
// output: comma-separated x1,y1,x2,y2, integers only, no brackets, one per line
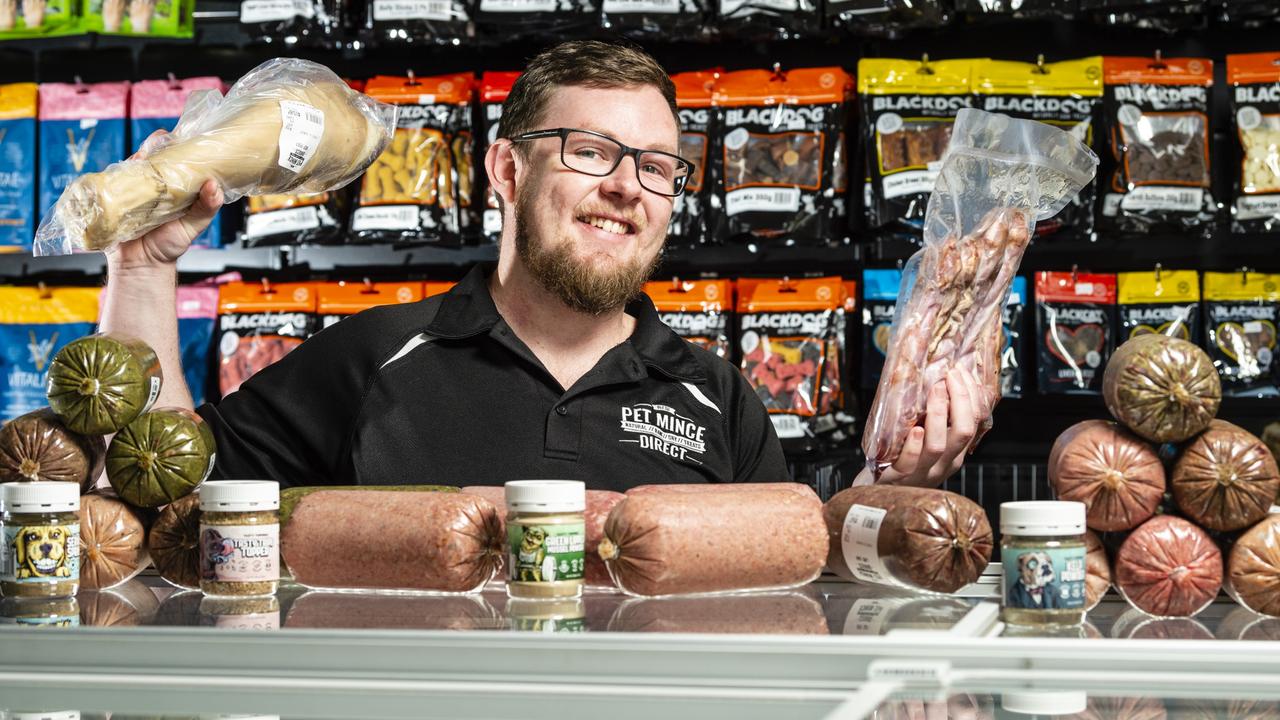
505,480,585,513
1000,501,1086,536
200,480,279,512
1001,690,1087,715
1,482,79,513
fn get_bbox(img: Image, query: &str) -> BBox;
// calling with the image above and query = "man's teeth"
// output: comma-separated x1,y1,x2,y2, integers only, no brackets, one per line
583,216,629,235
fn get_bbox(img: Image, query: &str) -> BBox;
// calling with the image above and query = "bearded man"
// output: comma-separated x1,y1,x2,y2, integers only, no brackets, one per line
99,41,981,490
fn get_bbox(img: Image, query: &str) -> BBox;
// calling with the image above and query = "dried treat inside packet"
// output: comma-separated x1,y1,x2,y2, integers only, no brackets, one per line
1099,56,1217,236
1036,271,1118,396
1229,52,1280,233
861,110,1098,478
668,71,718,247
860,269,901,392
646,279,732,360
1203,271,1280,398
974,57,1103,240
738,277,848,440
217,281,316,397
1118,269,1201,345
352,74,474,245
717,0,819,40
714,67,852,245
859,58,974,234
827,0,948,37
601,0,707,39
361,0,471,46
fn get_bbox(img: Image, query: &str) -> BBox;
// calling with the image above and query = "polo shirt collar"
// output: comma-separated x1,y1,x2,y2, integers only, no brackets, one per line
426,264,707,383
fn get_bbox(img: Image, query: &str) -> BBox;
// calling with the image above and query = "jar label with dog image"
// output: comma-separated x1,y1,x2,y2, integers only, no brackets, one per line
1,522,79,585
508,522,585,584
200,523,279,583
1001,546,1086,612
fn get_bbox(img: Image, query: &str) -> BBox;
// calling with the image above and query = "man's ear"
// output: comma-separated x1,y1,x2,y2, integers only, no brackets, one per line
485,139,519,210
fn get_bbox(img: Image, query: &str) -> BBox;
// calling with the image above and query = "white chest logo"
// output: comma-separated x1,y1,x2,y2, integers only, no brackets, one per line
620,403,708,465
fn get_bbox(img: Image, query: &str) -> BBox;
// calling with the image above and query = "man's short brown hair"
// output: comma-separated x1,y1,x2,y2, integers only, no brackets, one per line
498,40,678,146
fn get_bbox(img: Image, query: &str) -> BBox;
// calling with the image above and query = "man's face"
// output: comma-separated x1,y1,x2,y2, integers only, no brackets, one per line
512,85,678,316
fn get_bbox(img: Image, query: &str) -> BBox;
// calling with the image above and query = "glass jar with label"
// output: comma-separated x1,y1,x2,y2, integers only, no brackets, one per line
505,480,586,600
199,595,281,630
199,480,279,598
0,596,80,628
507,597,587,632
0,481,80,598
1000,501,1087,628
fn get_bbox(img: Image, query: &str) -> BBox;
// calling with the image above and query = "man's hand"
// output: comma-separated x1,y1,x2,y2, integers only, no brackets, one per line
860,367,983,488
107,130,223,270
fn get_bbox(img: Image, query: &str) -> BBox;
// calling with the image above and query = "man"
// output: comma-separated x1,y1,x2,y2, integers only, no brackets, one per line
100,41,982,490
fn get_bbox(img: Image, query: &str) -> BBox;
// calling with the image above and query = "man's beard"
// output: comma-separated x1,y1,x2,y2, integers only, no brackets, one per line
513,187,660,317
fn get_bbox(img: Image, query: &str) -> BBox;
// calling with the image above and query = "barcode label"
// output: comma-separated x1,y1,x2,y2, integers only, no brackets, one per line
480,0,556,11
352,205,421,232
241,0,315,22
882,169,938,199
721,0,796,13
840,504,893,585
770,414,804,439
244,206,320,238
1074,283,1094,296
1246,321,1265,334
144,376,162,413
726,187,801,215
372,0,457,20
1120,186,1204,213
277,101,325,174
604,0,680,12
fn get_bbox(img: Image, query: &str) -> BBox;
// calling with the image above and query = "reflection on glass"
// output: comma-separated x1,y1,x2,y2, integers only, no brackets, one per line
508,598,586,633
610,592,828,635
874,693,995,720
1110,608,1212,641
200,595,281,631
283,591,502,631
826,586,971,636
77,580,160,627
0,596,79,628
1217,607,1280,641
1065,695,1166,720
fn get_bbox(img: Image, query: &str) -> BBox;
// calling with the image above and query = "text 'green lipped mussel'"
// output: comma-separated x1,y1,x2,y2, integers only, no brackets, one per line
46,334,163,435
106,408,215,508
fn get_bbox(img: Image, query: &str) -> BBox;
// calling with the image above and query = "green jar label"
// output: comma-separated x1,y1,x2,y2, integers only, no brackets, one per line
510,616,586,633
509,522,585,583
1,522,79,584
1002,545,1086,611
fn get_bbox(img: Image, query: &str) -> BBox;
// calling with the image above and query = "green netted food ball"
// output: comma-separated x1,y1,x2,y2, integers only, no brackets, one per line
47,334,162,435
106,408,215,508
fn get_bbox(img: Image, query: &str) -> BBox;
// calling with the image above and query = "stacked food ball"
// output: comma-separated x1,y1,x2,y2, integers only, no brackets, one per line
0,333,216,595
1049,332,1280,618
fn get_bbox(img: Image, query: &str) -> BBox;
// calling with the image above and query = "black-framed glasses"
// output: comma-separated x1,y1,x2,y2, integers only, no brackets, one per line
508,128,693,197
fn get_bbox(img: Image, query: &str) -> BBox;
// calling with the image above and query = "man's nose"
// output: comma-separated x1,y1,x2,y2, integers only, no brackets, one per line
600,154,644,200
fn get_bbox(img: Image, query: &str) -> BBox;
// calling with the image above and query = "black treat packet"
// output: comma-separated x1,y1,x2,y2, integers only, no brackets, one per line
361,0,472,45
1035,272,1117,396
1229,53,1280,234
668,71,719,247
238,0,342,46
715,67,852,245
601,0,709,39
474,0,598,42
717,0,821,40
1121,302,1201,345
1204,272,1280,398
1082,0,1207,32
1001,276,1028,399
1098,57,1218,236
827,0,949,37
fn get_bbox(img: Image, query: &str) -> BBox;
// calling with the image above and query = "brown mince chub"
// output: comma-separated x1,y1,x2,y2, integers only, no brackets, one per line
1103,333,1221,443
1172,420,1280,532
0,408,105,491
1049,420,1166,533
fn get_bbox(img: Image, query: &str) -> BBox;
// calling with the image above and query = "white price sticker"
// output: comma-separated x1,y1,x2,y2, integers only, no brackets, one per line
352,206,421,232
725,187,801,215
770,415,805,439
479,0,556,11
721,0,796,13
244,206,321,238
372,0,457,20
241,0,315,22
882,169,938,200
1120,186,1204,213
1246,321,1265,334
840,504,893,585
277,100,325,173
603,0,680,12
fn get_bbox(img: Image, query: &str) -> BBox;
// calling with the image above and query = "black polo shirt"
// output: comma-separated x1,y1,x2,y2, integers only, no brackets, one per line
197,265,788,491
